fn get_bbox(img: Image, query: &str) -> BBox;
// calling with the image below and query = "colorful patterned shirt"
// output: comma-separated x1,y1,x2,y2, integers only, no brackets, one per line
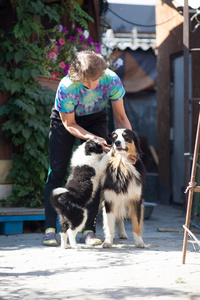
54,68,125,116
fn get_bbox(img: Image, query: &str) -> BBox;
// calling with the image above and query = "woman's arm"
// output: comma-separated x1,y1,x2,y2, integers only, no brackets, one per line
59,111,111,152
111,98,132,129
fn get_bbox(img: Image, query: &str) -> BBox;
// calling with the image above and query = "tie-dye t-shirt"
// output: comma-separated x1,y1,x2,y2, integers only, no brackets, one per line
54,68,125,116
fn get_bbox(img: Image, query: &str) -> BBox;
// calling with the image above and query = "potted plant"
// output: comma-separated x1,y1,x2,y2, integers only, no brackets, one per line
37,24,121,91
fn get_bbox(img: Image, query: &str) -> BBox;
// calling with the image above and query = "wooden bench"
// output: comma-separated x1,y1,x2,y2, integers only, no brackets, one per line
0,207,60,235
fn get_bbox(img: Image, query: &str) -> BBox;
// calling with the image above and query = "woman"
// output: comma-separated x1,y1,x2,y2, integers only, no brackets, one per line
43,50,132,246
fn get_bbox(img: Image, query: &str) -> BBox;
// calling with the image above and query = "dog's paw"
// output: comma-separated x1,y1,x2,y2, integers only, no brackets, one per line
135,242,147,248
133,234,146,248
71,244,81,250
118,232,128,239
61,244,70,249
102,241,113,248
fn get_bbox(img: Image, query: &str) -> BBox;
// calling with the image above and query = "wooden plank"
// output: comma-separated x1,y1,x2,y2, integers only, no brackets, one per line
0,207,45,216
157,227,200,234
149,145,159,166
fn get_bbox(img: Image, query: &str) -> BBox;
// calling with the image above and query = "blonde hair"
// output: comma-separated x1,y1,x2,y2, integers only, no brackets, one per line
68,50,109,82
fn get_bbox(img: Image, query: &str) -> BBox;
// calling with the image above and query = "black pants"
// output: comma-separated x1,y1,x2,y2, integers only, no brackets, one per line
44,108,108,232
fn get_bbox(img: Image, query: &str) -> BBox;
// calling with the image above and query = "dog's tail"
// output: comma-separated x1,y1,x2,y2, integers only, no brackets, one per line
50,187,68,214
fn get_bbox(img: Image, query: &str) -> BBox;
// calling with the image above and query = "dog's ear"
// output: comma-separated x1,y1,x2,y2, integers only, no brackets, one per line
132,131,143,156
106,134,113,145
85,140,96,155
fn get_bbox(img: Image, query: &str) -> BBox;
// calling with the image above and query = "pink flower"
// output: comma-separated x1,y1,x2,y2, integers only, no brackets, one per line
94,43,101,54
48,46,58,59
63,64,70,75
51,72,60,80
77,28,83,33
79,34,85,42
53,46,58,54
87,36,93,46
49,52,56,58
58,38,65,46
70,36,76,42
60,61,66,69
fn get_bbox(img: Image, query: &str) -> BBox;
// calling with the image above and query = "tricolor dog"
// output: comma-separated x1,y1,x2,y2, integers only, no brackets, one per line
102,129,146,248
51,139,111,249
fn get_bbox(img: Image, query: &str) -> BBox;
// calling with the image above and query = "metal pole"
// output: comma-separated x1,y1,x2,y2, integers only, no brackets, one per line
183,0,190,197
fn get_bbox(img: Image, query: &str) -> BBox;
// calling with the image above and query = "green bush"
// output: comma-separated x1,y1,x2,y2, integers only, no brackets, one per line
0,82,55,207
0,0,93,207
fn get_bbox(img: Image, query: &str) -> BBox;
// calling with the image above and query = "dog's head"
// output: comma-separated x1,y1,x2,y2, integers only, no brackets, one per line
84,139,103,156
106,129,142,159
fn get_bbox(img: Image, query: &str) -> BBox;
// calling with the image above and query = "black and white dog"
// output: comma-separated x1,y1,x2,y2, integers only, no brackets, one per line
51,139,111,249
102,129,146,248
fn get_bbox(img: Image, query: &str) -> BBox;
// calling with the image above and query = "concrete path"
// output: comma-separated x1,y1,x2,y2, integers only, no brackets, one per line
0,204,200,300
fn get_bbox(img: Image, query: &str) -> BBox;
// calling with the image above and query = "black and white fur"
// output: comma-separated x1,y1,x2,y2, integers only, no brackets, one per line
102,129,146,248
51,139,111,249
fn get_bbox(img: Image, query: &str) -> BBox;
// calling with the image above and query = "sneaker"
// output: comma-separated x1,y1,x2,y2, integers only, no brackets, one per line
42,228,59,246
79,230,102,246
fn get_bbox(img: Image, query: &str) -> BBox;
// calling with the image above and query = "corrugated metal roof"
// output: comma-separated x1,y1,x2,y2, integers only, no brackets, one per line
101,29,156,51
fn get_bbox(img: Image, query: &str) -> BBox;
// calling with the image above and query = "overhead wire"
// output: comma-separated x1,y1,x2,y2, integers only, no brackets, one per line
107,7,182,28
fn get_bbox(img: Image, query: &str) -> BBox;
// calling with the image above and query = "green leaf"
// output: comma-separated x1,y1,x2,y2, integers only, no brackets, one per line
15,99,36,115
2,119,15,133
15,51,23,64
40,170,46,181
13,23,30,39
3,40,12,48
0,104,11,117
4,80,12,92
15,68,22,80
16,6,23,20
30,21,40,35
11,82,21,94
6,51,15,62
22,69,31,82
22,127,32,140
31,69,39,80
25,28,31,39
0,67,6,76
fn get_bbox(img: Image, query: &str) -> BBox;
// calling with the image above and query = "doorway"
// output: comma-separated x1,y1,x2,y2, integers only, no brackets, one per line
171,54,192,204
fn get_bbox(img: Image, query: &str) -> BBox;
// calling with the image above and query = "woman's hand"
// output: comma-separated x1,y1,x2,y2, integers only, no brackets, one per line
128,154,137,165
94,137,111,153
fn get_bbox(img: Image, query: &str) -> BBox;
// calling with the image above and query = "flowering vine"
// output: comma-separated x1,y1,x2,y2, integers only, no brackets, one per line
41,25,103,80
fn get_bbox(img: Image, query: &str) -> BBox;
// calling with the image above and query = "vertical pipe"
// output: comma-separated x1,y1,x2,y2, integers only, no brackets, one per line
182,0,189,264
183,0,190,193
